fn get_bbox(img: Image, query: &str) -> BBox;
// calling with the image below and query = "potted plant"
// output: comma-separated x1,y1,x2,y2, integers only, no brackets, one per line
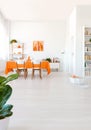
10,39,17,44
45,58,52,62
0,73,18,130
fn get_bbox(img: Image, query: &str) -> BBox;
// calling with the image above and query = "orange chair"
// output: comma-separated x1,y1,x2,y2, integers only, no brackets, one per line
32,62,42,79
16,60,28,79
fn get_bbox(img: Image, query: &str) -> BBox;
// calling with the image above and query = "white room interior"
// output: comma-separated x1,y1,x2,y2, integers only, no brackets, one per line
1,1,91,130
0,1,91,76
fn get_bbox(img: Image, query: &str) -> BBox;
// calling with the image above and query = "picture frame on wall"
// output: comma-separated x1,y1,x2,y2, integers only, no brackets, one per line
33,41,44,51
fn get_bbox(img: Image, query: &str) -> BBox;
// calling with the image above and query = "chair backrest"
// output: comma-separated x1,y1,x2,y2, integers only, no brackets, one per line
33,62,41,69
16,59,25,69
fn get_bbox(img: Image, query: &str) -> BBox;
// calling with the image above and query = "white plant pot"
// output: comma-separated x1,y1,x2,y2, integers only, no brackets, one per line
0,118,9,130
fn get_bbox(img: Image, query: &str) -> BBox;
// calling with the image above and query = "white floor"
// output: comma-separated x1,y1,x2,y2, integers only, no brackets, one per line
5,72,91,130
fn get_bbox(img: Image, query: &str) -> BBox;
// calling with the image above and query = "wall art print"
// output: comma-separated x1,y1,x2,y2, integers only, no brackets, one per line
33,41,44,51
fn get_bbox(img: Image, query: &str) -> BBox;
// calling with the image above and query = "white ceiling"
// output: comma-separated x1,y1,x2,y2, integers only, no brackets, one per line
0,0,91,21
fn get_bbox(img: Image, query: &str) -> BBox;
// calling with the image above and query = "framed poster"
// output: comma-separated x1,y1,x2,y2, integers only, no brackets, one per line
33,41,44,51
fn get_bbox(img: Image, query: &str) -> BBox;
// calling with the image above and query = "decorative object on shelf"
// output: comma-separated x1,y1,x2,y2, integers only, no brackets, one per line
17,45,21,48
89,38,91,43
0,73,18,130
85,30,88,35
53,57,60,63
10,39,17,44
87,47,88,51
84,62,86,67
33,41,44,51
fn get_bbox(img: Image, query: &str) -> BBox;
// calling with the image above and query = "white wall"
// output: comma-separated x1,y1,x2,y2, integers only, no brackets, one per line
0,12,9,60
10,21,66,71
0,11,10,73
76,5,91,76
65,5,91,76
65,8,77,74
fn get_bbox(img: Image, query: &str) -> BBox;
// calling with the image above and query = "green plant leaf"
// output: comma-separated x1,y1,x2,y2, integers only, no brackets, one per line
0,76,6,84
0,111,13,119
0,73,18,119
0,104,13,114
1,73,18,85
0,85,12,107
10,39,17,44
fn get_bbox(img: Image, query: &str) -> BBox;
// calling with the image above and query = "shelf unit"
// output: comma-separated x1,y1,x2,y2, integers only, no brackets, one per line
84,27,91,76
50,63,60,71
9,43,24,60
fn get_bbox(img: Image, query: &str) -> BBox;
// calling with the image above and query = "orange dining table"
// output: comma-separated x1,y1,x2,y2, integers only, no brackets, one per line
41,61,51,74
5,60,51,75
5,61,17,74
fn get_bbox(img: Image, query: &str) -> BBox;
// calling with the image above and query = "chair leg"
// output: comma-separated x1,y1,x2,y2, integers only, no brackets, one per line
24,69,28,79
32,69,42,79
32,69,34,79
39,69,42,79
16,69,21,76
